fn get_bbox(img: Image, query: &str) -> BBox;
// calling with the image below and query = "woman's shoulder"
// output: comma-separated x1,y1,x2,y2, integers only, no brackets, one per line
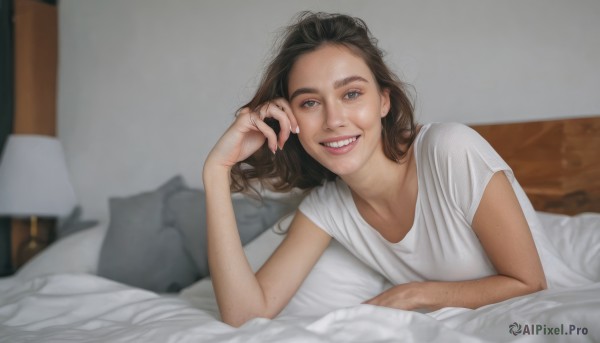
298,178,352,227
304,178,348,202
300,179,353,211
417,122,487,156
419,122,480,143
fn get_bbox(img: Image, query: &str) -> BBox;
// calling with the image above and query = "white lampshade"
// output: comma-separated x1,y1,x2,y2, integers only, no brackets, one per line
0,135,77,218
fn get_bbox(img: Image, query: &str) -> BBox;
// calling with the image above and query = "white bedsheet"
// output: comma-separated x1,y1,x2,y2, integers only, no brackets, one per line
0,274,598,342
0,211,598,342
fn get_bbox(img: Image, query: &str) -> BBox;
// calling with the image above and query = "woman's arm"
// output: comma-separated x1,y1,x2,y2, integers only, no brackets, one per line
364,171,547,310
203,101,330,327
204,168,330,325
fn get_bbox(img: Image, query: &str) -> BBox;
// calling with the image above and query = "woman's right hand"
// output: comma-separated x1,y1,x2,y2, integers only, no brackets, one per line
204,98,299,172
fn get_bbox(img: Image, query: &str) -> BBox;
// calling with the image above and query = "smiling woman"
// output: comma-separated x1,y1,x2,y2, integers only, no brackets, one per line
228,12,416,194
287,44,392,177
202,11,558,327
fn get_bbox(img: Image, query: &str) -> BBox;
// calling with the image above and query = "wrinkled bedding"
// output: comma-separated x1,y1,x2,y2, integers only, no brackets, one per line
0,212,598,342
1,274,598,342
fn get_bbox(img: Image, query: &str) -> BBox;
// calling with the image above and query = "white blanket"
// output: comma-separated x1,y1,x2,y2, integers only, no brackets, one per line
0,212,598,342
0,274,598,342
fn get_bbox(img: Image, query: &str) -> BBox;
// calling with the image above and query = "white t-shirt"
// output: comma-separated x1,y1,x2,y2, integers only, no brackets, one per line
298,122,588,289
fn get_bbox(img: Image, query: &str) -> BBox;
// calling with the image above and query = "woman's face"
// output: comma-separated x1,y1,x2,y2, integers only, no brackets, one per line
287,44,390,177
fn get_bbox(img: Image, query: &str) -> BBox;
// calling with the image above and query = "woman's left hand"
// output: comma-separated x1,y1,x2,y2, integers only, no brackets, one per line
363,282,430,311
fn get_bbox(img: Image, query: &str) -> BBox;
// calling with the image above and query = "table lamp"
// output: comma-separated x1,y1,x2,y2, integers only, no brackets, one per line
0,134,77,265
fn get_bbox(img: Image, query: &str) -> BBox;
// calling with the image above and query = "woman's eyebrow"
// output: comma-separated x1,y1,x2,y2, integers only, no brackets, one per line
289,75,369,101
289,87,317,101
333,75,368,89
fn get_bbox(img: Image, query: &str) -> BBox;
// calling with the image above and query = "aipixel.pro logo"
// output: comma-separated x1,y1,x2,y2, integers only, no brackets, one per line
509,322,588,336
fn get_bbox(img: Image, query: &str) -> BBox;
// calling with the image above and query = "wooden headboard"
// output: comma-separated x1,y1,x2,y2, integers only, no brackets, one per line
471,116,600,215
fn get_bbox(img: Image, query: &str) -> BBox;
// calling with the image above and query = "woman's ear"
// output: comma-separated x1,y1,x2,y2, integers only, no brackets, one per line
380,88,391,117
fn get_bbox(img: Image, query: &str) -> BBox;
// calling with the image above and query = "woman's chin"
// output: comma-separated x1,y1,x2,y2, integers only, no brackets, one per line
322,161,363,178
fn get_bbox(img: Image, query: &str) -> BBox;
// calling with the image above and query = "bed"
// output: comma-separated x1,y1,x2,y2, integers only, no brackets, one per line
1,117,599,343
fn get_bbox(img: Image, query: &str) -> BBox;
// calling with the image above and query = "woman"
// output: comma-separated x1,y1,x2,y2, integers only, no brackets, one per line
203,12,547,327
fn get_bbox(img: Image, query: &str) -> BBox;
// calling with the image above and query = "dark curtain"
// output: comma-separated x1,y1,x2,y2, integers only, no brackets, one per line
0,0,14,276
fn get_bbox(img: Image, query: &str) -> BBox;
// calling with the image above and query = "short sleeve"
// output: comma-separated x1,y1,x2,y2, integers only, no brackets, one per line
298,181,342,237
419,123,513,224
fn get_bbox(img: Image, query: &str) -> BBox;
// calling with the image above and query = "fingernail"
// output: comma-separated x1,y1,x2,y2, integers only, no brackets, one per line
295,126,300,134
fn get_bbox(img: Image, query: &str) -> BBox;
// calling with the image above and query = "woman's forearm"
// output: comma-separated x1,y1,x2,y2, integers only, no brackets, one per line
203,165,268,326
420,275,546,310
365,274,546,311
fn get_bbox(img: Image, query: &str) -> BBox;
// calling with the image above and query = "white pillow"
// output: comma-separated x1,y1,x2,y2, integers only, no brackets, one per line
181,214,389,318
536,211,600,283
16,225,107,281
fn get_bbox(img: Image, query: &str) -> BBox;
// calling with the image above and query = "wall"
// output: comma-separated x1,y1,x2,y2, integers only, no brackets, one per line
57,0,600,223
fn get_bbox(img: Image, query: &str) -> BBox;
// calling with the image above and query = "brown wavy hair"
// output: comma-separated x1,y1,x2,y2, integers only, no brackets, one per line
230,11,416,194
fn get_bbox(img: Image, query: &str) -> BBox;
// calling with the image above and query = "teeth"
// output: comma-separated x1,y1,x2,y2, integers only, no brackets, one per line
323,137,357,148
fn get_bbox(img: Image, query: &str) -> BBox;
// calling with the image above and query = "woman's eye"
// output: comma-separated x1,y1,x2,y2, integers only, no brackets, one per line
301,100,317,108
345,91,361,100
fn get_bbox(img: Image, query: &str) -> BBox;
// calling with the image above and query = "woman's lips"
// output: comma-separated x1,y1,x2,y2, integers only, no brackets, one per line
320,135,360,154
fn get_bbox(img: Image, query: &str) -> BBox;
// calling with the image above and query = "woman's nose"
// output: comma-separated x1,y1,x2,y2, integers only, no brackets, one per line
322,101,346,130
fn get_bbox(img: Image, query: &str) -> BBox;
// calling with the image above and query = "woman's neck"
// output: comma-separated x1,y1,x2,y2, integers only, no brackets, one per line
342,143,416,212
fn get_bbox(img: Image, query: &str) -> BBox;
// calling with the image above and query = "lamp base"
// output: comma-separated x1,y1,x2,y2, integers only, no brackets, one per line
11,218,56,270
16,238,45,267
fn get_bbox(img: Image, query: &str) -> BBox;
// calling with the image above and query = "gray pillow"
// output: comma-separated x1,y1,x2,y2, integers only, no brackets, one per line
97,176,198,293
165,189,301,279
